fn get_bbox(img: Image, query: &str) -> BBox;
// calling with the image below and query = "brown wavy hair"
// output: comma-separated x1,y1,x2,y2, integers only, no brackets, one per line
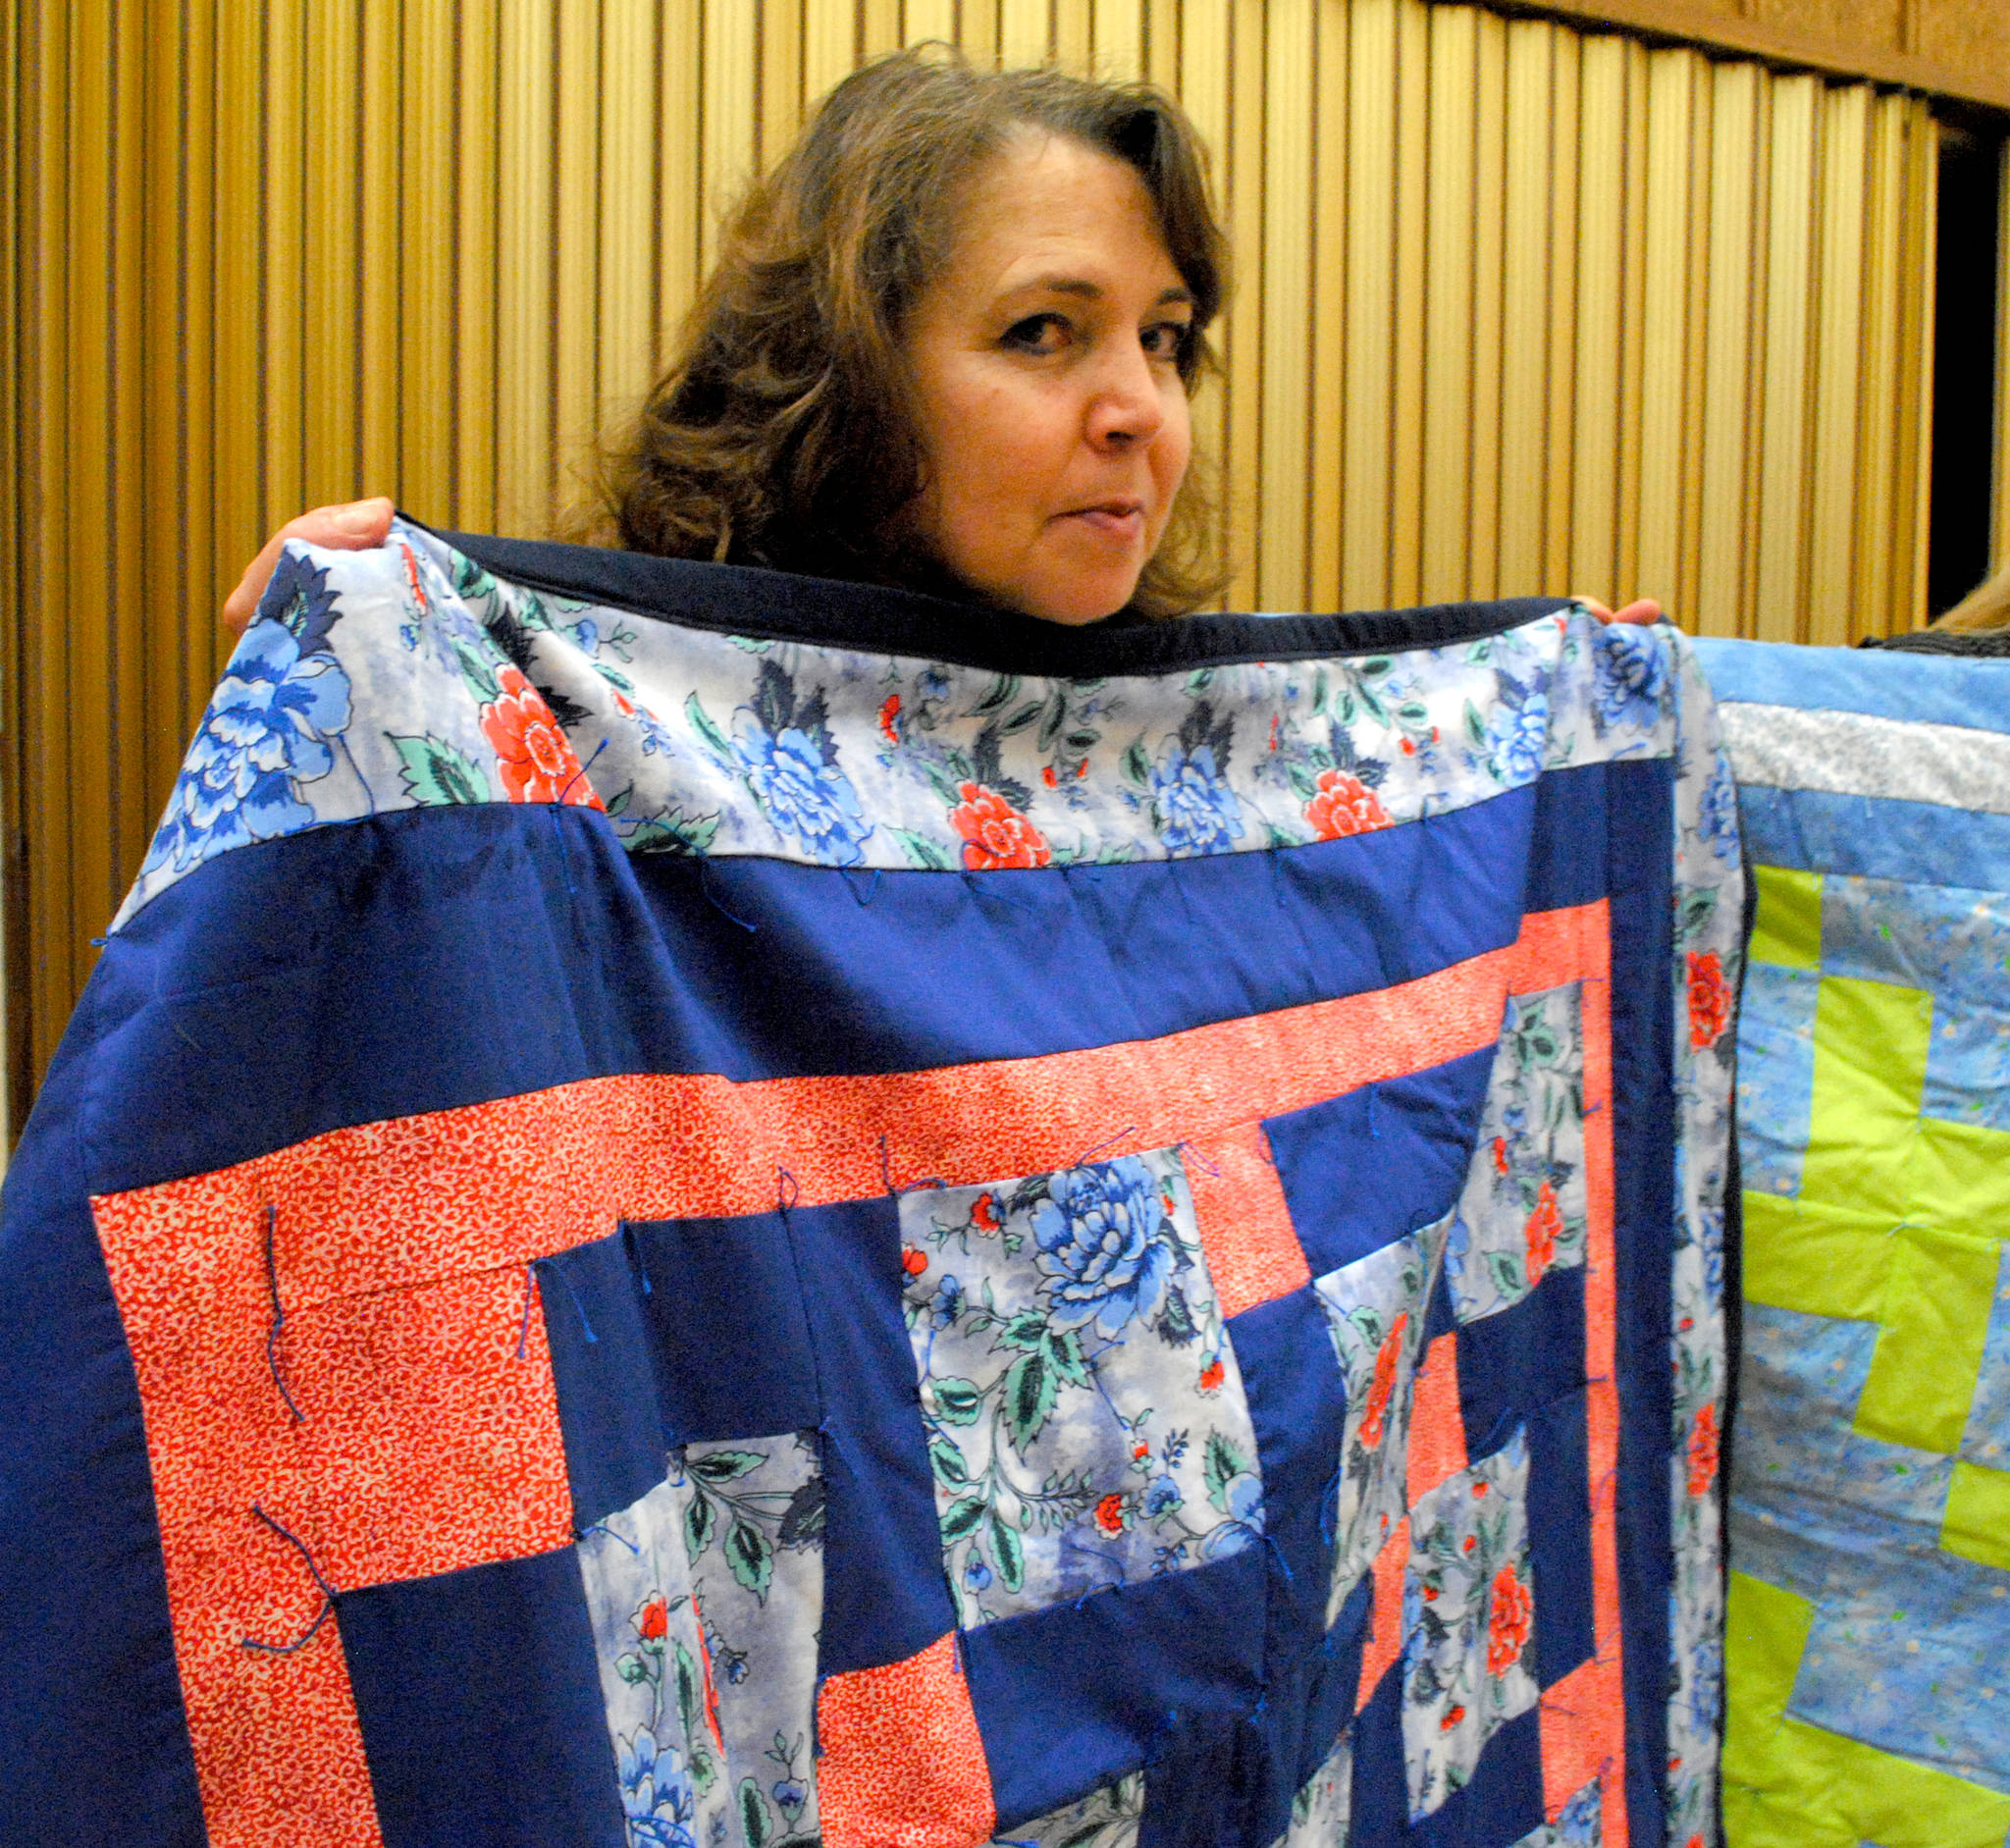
590,47,1230,619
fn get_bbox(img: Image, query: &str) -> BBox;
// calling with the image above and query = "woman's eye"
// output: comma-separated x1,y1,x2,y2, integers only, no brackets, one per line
1144,320,1193,362
1002,313,1070,354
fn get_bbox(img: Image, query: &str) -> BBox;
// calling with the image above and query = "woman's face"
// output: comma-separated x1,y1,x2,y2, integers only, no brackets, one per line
902,134,1195,626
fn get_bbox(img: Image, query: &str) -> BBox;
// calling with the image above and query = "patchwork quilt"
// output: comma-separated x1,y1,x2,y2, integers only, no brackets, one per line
0,524,1738,1848
1698,641,2010,1848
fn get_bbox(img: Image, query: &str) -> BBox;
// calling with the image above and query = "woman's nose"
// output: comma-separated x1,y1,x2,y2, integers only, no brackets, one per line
1085,338,1168,449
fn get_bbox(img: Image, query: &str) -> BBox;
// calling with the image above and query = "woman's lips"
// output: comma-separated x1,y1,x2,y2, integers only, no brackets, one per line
1061,502,1146,541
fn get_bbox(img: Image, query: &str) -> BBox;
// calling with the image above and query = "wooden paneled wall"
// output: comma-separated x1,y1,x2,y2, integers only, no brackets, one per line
0,0,1955,1095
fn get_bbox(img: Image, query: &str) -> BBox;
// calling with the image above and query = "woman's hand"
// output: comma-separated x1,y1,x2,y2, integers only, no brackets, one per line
221,497,395,635
1572,594,1663,625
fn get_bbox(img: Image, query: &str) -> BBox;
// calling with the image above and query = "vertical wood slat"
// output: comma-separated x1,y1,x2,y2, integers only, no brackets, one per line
1805,83,1870,645
1256,0,1314,612
1498,20,1557,601
1756,75,1818,641
0,0,1956,1105
402,0,457,525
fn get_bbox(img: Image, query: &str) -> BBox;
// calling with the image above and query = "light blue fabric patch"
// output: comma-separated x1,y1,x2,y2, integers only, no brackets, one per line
1695,638,2010,735
1731,1305,1954,1558
1793,1564,2010,1794
1735,963,1820,1200
1736,785,2010,888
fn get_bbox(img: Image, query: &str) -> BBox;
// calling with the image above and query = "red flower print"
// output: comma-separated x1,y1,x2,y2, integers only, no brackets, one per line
1687,949,1731,1050
970,1192,1000,1235
1462,1534,1477,1553
1401,737,1416,757
1358,1311,1408,1452
900,1245,928,1279
1133,1442,1150,1461
1471,1480,1489,1500
399,542,429,611
1094,1493,1129,1536
1686,1401,1720,1499
1198,1357,1226,1395
948,781,1050,871
1492,1135,1508,1176
1524,1180,1562,1288
479,664,603,808
691,1596,726,1752
1487,1563,1532,1675
1421,1583,1439,1602
637,1596,667,1641
1042,764,1058,787
1268,714,1281,752
1441,1703,1465,1731
1303,768,1393,840
877,693,902,746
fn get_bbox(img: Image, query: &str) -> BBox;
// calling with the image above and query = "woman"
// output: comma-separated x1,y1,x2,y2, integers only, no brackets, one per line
223,48,1656,634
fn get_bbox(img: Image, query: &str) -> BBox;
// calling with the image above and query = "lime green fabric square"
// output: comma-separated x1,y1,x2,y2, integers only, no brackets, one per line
1942,1460,2010,1571
1749,865,1824,971
1856,1226,2003,1455
1741,1190,1891,1322
1801,976,1932,1220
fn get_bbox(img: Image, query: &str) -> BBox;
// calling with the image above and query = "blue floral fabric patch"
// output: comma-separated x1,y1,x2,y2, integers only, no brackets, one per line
1445,985,1590,1327
1400,1429,1540,1820
579,1438,824,1848
1315,1215,1453,1627
900,1148,1261,1627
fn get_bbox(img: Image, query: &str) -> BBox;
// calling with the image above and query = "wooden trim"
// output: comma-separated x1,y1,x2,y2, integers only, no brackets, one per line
1449,0,2010,115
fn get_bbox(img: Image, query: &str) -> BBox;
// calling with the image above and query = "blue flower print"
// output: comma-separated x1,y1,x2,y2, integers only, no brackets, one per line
142,617,352,875
617,1728,698,1848
1149,742,1244,854
1031,1156,1181,1340
1590,621,1668,732
963,1550,994,1592
1696,758,1740,864
1486,688,1549,783
1143,1475,1183,1517
1144,702,1244,855
729,712,871,867
929,1273,965,1330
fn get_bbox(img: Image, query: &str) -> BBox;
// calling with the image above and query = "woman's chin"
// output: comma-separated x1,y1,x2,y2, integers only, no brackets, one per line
1009,567,1144,627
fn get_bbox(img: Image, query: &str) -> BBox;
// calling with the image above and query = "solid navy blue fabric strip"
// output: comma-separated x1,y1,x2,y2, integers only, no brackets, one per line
68,766,1610,1200
435,521,1566,677
1604,757,1677,1848
1735,783,2010,887
964,1541,1269,1831
337,1551,628,1848
776,1196,957,1676
0,1010,207,1848
1263,1046,1495,1278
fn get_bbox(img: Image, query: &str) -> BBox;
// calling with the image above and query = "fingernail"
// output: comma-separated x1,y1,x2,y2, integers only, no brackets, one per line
333,502,381,534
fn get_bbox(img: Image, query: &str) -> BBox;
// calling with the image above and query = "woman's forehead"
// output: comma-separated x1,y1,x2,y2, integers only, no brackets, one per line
939,134,1181,296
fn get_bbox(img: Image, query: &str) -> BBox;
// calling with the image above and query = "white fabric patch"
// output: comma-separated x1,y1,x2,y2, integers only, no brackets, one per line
1718,702,2010,814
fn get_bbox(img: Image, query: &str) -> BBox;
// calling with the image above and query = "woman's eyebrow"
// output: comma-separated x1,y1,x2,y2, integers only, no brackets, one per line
1013,278,1195,308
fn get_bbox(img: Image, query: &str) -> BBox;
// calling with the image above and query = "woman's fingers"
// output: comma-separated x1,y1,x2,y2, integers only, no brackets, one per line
1569,593,1664,626
220,497,395,634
